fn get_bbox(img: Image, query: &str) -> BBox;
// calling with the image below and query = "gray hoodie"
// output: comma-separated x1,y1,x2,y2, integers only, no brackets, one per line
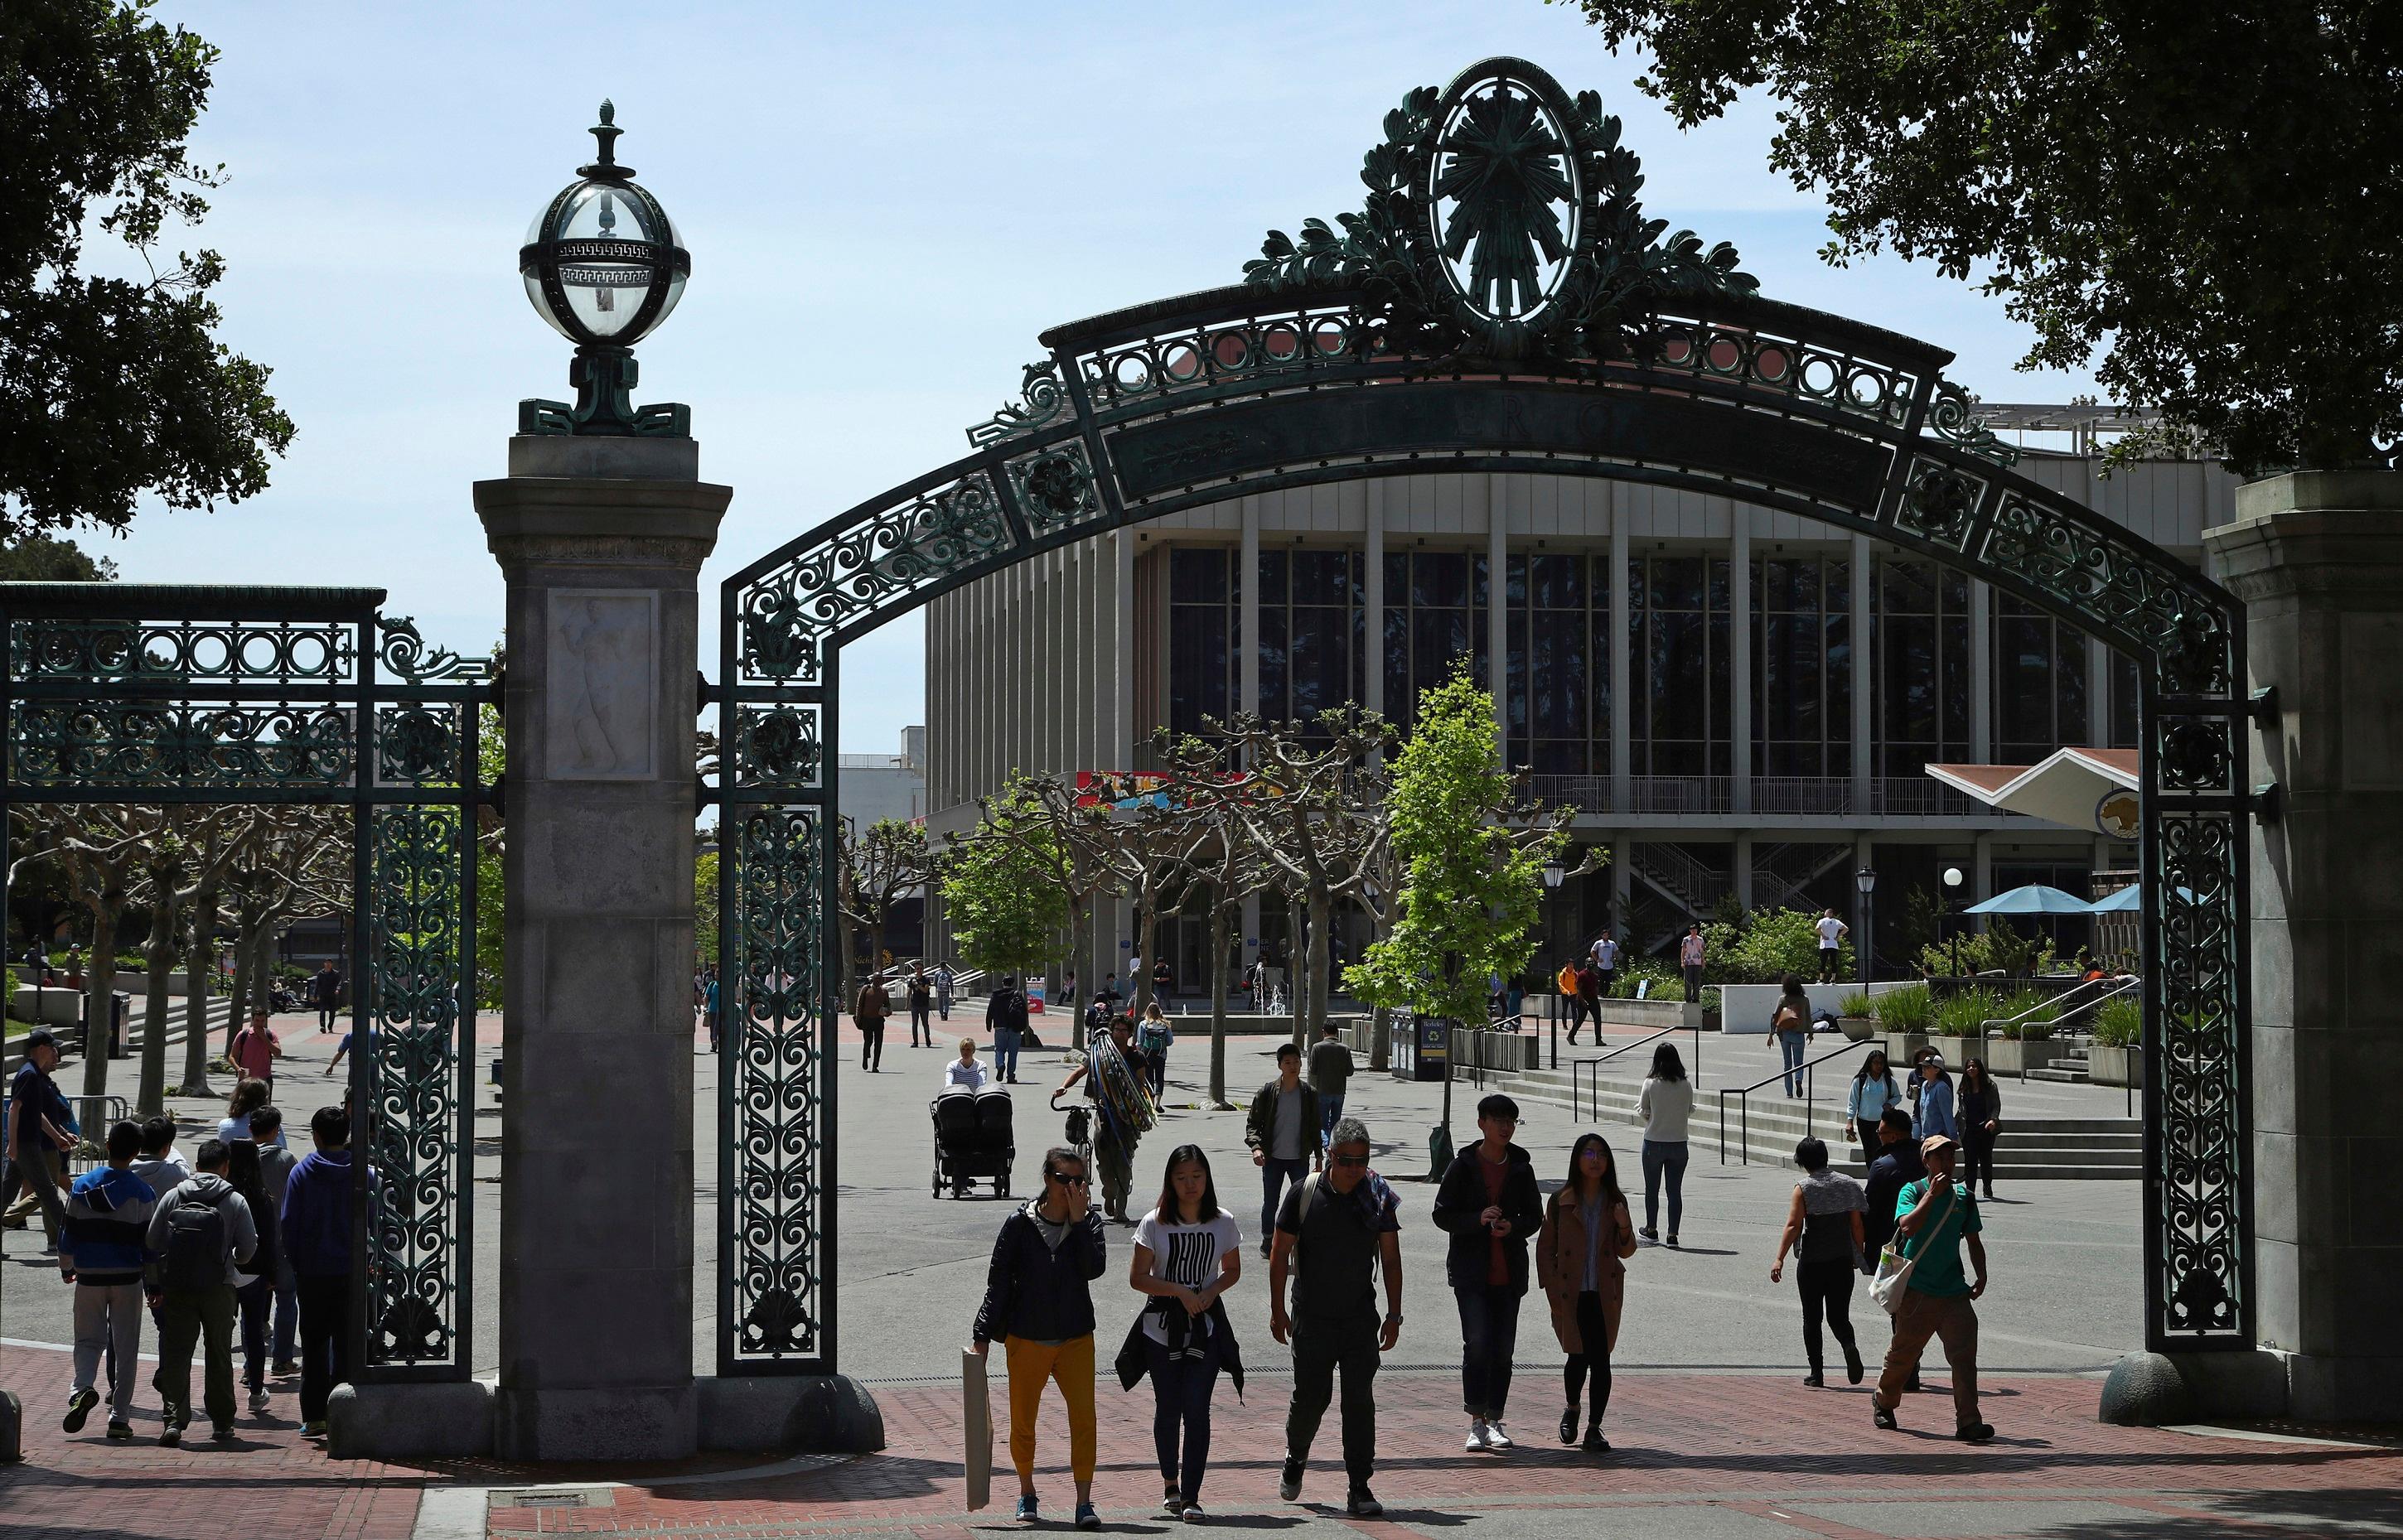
143,1172,259,1290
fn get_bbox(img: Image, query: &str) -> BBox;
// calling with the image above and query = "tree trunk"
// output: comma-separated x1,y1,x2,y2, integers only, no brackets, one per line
251,925,276,1018
1207,902,1231,1108
178,889,219,1096
228,917,256,1056
1304,887,1332,1048
80,907,120,1098
136,888,179,1117
1285,894,1305,1047
1067,900,1092,1050
1130,898,1158,1018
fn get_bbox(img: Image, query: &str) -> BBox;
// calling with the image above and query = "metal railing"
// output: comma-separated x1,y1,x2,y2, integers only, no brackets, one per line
1717,1036,1868,1165
1976,972,2144,1112
1568,1021,1702,1122
1630,775,1735,814
65,1094,129,1175
1747,777,1859,817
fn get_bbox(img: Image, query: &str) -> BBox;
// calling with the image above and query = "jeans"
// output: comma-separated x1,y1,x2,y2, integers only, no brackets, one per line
1096,1127,1138,1218
1453,1282,1522,1419
994,1027,1021,1081
1144,1330,1223,1503
1260,1157,1309,1252
1562,1289,1612,1422
937,988,951,1021
237,1275,274,1391
1682,963,1704,1001
296,1272,354,1422
859,1018,885,1070
1287,1314,1379,1489
1778,1031,1807,1096
909,1002,933,1045
1145,1046,1168,1100
73,1280,146,1418
1796,1258,1860,1375
156,1283,238,1428
1874,1288,1980,1426
273,1258,299,1364
1641,1138,1688,1234
317,1004,339,1031
3,1142,68,1240
1317,1093,1347,1153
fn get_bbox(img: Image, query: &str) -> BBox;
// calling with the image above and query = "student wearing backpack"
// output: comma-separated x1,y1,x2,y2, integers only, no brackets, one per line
225,1140,285,1417
1135,1002,1174,1100
280,1105,358,1438
143,1138,259,1444
61,1120,162,1440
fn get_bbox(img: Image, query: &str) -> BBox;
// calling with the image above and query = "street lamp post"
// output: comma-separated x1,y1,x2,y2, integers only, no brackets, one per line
1941,865,1965,978
1542,861,1564,1068
1854,866,1878,991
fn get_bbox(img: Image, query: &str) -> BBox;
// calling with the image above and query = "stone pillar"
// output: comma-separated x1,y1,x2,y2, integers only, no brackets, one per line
1610,519,1632,813
1849,534,1873,812
2198,471,2403,1422
480,435,728,1461
1729,522,1751,813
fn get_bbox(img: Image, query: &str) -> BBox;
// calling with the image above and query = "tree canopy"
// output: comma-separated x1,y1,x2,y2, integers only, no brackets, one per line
940,782,1071,981
1,0,293,541
1566,1,2403,474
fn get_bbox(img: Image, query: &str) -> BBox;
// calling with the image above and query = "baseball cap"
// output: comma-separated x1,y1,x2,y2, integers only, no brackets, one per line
1920,1132,1957,1156
23,1027,56,1050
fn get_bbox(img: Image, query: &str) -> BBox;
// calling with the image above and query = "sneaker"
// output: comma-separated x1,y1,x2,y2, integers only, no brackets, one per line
1666,1234,1680,1248
158,1422,182,1447
248,1388,271,1416
1559,1406,1579,1445
1803,1372,1825,1388
1844,1343,1864,1385
1346,1489,1382,1518
1873,1402,1898,1431
273,1359,299,1377
1075,1501,1100,1530
212,1422,234,1442
1581,1423,1610,1453
62,1387,99,1433
1486,1420,1514,1451
302,1419,327,1438
1278,1457,1303,1501
106,1421,133,1441
1180,1502,1205,1523
1637,1227,1658,1243
1465,1417,1492,1451
1013,1493,1039,1523
1956,1421,1995,1443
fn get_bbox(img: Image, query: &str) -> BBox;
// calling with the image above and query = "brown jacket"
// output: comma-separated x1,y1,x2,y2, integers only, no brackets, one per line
1535,1186,1636,1355
854,982,892,1023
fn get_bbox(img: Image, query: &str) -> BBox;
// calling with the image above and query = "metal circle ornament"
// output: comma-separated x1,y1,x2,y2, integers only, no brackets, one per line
520,101,689,350
1425,68,1580,329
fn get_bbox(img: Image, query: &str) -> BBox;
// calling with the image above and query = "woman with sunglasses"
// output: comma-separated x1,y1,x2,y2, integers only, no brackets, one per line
972,1145,1110,1529
1116,1145,1244,1523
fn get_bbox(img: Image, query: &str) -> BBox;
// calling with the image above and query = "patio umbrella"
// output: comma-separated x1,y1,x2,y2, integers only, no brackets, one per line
1962,883,2093,915
2086,884,2197,913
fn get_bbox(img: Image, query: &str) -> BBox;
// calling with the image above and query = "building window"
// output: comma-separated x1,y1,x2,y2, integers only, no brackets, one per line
1873,557,1971,779
1169,547,1235,737
1630,554,1731,776
1383,550,1488,735
2108,649,2140,748
1258,548,1362,736
1751,555,1851,778
1993,592,2089,762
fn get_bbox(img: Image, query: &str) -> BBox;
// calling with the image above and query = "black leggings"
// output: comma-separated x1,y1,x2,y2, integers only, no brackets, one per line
1796,1258,1859,1373
1962,1126,1999,1192
1561,1290,1612,1422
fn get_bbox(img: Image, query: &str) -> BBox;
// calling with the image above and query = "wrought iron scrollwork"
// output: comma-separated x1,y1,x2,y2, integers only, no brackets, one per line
1927,380,2019,467
2153,811,2243,1339
732,703,821,789
1008,444,1105,535
12,702,355,790
378,616,493,683
1983,487,2234,695
1899,460,1983,550
376,705,460,786
968,361,1070,447
8,618,356,684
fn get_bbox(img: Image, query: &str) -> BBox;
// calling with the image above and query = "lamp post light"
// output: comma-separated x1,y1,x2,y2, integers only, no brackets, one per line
1941,865,1965,978
1540,861,1564,1070
517,101,693,437
1854,866,1878,990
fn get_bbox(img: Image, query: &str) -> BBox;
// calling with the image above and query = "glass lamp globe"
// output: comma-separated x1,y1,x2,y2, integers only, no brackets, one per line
519,102,689,350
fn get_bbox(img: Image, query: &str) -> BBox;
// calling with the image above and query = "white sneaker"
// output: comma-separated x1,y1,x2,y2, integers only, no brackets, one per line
247,1388,270,1416
1466,1417,1492,1451
1486,1420,1514,1451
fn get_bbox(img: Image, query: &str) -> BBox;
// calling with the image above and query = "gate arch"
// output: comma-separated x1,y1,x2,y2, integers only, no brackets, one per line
710,56,2254,1376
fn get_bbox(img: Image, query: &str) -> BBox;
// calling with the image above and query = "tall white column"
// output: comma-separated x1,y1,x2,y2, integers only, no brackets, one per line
1610,517,1632,813
1730,520,1752,813
1733,832,1755,910
2086,631,2110,747
1364,483,1385,718
1970,577,1993,761
1486,476,1507,748
1239,501,1260,717
1850,534,1873,810
1971,832,1994,934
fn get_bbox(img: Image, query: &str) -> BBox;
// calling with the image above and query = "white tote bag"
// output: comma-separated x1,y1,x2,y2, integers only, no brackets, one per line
1870,1183,1956,1316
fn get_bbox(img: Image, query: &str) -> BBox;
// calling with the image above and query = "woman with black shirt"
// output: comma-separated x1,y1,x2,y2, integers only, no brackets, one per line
1768,1137,1866,1387
1959,1057,2002,1200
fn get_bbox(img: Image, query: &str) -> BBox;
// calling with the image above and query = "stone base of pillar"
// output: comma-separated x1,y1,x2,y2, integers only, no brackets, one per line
321,1377,885,1461
699,1375,887,1454
327,1380,496,1459
0,1388,22,1463
496,1383,698,1463
2099,1343,2398,1427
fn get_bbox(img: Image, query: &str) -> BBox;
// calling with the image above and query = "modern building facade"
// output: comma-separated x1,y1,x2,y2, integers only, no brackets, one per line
922,407,2233,987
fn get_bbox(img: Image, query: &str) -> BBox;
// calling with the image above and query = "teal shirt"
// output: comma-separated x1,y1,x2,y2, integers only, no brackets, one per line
1893,1177,1982,1298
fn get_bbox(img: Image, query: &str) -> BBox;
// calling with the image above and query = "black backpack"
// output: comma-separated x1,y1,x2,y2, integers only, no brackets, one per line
162,1194,226,1295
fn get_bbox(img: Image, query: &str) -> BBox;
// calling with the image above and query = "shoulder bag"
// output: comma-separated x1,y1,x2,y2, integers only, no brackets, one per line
1869,1180,1956,1316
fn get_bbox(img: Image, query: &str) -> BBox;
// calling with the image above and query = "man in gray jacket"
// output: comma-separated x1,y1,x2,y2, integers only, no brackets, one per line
144,1138,257,1444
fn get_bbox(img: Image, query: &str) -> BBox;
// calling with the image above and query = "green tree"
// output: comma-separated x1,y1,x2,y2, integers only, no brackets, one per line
1564,1,2403,473
2,1,293,540
941,784,1071,982
0,534,116,580
694,851,718,967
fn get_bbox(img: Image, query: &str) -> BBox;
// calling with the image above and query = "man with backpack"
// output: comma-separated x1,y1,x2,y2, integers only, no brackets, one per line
280,1105,357,1439
230,1009,283,1089
143,1138,258,1444
61,1120,162,1440
989,975,1029,1084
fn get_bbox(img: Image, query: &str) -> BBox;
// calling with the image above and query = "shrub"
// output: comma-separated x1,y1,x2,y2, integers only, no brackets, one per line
1869,982,1932,1032
1934,988,2001,1039
1715,907,1849,986
1612,960,1685,1002
2094,997,2143,1047
1916,917,2057,980
1836,991,1876,1019
1993,987,2062,1040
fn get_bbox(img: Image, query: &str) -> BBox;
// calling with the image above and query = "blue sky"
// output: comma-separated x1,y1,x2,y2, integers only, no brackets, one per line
111,1,2098,753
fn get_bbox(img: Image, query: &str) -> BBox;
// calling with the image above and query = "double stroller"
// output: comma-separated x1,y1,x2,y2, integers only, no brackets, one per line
931,1086,1015,1199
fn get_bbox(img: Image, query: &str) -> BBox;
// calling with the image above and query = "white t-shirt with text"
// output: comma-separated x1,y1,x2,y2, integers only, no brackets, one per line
1131,1209,1242,1344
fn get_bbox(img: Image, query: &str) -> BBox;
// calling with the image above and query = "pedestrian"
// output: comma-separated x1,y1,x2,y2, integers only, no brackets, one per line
1678,923,1705,1002
328,1020,378,1076
1958,1057,2002,1200
1136,1002,1175,1101
1912,1052,1958,1143
1568,960,1604,1044
2,1028,76,1249
1636,1044,1694,1247
1061,968,1079,1008
1117,1145,1244,1522
1535,1131,1635,1451
970,1144,1108,1529
703,967,721,1054
230,1010,283,1089
223,1139,284,1417
280,1105,356,1439
144,1137,258,1445
1097,972,1121,1011
854,973,892,1072
1306,1021,1355,1154
1269,1117,1400,1518
1432,1093,1544,1452
907,968,936,1049
1816,909,1849,984
1590,932,1620,999
1151,957,1173,1011
249,1106,302,1377
1845,1050,1904,1169
60,1119,159,1441
945,1036,989,1092
1058,1017,1152,1223
1871,1134,1992,1441
1860,1108,1925,1394
1771,973,1811,1098
1769,1137,1866,1388
988,975,1027,1084
935,961,955,1021
311,962,342,1032
129,1114,191,1200
217,1077,273,1147
1244,1043,1321,1258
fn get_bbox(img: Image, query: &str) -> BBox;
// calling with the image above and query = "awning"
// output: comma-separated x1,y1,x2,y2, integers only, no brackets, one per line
1926,747,2139,838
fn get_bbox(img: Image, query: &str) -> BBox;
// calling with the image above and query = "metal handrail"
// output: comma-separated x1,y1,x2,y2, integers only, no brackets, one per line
1717,1036,1867,1166
1977,973,2141,1082
1569,1021,1703,1122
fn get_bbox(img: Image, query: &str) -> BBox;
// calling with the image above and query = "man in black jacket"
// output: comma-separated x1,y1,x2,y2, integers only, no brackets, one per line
1861,1106,1925,1393
986,976,1029,1084
1431,1093,1546,1452
1244,1044,1320,1258
972,1144,1109,1528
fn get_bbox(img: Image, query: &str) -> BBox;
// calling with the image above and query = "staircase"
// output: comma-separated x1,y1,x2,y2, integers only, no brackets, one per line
1469,1060,2144,1180
1629,844,1725,953
2027,1040,2091,1084
1751,842,1853,913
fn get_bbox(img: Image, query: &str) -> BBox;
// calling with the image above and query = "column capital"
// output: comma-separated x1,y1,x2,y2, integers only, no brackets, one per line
2207,471,2403,602
476,475,731,576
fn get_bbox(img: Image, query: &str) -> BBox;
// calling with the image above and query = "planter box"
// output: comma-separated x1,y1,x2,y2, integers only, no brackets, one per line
1983,1036,2062,1076
1591,997,1690,1031
2088,1043,2144,1089
1838,1016,1876,1042
1878,1031,1927,1064
1926,1034,1974,1067
1451,1029,1540,1074
9,987,80,1026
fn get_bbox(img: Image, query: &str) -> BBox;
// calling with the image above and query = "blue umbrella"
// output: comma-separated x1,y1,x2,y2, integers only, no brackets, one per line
2087,884,2197,913
1962,883,2092,915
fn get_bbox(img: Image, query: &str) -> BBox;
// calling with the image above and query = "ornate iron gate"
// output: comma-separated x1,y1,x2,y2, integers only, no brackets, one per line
710,56,2257,1373
0,582,494,1380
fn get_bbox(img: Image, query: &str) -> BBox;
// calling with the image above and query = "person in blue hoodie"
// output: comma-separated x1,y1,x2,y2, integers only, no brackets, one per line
61,1121,160,1440
278,1104,356,1439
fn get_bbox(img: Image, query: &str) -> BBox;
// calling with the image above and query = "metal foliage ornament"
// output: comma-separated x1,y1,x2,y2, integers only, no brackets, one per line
1242,57,1758,364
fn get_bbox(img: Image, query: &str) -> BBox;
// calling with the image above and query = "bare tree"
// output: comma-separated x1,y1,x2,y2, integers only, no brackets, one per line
1171,808,1272,1108
837,816,934,993
219,807,351,1064
128,806,254,1113
32,806,151,1098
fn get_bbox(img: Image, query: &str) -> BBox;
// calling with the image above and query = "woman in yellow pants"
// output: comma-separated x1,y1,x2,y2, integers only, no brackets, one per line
974,1145,1110,1528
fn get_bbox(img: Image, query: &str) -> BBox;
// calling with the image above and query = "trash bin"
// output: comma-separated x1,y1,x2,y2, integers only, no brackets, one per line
109,993,129,1060
1411,1016,1450,1083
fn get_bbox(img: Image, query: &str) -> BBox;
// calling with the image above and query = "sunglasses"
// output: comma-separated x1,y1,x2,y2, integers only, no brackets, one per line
1330,1154,1370,1168
1049,1171,1090,1186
